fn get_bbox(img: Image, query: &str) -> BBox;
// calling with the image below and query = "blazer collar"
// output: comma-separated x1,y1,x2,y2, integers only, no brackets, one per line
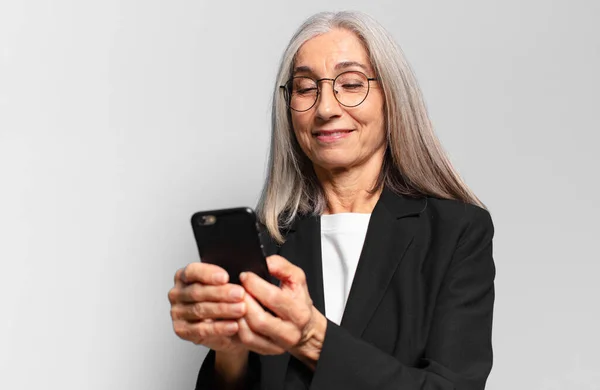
286,186,427,233
377,185,428,219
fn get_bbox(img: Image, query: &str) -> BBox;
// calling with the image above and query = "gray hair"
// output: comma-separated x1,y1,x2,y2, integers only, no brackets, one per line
257,11,484,243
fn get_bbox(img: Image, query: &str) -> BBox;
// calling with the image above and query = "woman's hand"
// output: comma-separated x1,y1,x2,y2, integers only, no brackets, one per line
168,262,248,355
237,255,328,369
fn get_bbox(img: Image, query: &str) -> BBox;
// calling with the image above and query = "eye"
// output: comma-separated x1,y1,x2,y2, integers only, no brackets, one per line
296,87,318,95
336,71,369,92
341,82,365,90
291,77,317,96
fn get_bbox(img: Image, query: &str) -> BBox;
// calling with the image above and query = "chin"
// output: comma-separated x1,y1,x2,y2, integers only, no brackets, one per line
313,156,354,171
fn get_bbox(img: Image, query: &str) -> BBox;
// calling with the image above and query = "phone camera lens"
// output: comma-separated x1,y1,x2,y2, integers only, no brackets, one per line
200,215,216,225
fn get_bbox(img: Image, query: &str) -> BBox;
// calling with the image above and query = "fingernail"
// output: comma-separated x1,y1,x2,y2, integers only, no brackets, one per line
225,323,238,333
180,267,188,283
213,273,227,284
239,272,247,282
232,302,245,314
229,287,244,300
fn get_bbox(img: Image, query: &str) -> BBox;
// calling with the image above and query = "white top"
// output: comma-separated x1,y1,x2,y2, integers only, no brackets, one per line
320,213,371,325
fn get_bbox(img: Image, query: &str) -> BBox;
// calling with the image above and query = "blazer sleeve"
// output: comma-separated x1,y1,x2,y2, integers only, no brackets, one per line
309,206,496,390
195,349,261,390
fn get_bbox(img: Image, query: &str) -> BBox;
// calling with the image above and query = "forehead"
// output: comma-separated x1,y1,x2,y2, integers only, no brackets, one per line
294,28,372,74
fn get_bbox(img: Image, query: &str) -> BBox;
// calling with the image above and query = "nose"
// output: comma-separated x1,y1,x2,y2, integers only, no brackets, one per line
314,80,342,119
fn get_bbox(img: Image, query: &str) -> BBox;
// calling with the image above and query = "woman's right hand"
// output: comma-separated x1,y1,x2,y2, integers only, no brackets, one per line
168,262,248,355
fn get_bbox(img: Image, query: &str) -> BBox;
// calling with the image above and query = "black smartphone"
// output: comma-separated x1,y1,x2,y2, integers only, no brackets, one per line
191,207,270,285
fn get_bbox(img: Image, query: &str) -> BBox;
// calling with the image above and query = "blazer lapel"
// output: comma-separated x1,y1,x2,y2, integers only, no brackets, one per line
340,188,427,337
282,214,326,314
263,214,325,389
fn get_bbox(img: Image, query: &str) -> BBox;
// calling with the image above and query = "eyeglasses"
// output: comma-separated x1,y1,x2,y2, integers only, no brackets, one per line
280,71,378,112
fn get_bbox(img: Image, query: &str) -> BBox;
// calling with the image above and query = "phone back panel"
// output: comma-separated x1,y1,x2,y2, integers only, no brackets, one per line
191,207,269,285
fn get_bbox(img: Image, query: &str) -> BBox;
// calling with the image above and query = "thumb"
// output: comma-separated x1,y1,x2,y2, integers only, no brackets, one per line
266,255,304,284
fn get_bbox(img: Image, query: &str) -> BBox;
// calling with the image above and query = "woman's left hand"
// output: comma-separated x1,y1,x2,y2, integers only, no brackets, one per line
237,255,327,369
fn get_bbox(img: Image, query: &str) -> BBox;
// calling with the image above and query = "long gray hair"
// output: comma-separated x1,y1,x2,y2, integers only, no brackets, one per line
257,11,484,243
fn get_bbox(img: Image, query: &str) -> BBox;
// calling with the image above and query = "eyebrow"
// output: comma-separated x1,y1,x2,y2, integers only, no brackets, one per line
293,61,370,75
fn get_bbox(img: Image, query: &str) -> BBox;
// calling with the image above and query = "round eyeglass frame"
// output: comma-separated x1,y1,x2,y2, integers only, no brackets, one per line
279,70,378,112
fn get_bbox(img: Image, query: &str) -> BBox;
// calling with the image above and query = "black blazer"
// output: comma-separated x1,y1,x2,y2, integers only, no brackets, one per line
196,187,495,390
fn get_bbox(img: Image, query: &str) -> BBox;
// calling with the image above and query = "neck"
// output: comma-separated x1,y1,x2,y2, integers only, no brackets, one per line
314,150,385,214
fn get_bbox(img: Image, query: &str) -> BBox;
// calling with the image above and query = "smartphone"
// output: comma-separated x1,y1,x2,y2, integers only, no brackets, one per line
191,207,270,285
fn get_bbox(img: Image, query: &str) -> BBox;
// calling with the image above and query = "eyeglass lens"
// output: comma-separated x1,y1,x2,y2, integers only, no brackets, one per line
287,71,371,111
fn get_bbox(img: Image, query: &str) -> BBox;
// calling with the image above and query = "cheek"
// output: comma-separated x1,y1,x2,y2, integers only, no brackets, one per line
291,114,312,142
355,105,385,135
369,97,386,137
290,115,312,154
291,113,309,132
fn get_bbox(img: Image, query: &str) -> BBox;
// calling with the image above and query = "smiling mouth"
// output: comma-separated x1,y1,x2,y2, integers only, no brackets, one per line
313,129,354,136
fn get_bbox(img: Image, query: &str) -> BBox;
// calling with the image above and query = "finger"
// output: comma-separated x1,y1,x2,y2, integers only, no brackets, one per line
168,286,179,305
173,319,239,343
174,268,186,287
243,293,301,350
240,271,294,319
181,263,229,285
178,283,245,303
237,317,285,355
173,301,247,321
265,255,305,284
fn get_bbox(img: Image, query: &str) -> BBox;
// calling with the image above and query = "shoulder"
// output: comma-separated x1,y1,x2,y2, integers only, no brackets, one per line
421,197,494,242
380,187,492,232
424,196,494,248
425,197,493,226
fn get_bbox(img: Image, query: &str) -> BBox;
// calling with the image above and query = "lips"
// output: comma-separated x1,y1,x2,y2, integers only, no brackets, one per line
312,129,354,136
312,129,354,143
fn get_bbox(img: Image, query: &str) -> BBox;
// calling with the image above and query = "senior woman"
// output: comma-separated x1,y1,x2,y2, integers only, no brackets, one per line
169,11,495,390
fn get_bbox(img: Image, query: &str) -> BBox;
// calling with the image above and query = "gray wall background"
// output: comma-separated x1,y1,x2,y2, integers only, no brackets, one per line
1,0,598,389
